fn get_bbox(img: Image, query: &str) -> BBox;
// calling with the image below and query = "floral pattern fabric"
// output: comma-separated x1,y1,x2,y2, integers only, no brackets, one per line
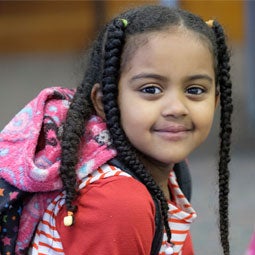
0,87,116,254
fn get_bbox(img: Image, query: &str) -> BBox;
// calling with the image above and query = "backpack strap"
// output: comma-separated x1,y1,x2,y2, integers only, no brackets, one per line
108,157,192,255
173,161,192,202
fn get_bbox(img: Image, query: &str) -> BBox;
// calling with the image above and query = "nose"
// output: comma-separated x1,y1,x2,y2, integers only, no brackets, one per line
161,91,188,118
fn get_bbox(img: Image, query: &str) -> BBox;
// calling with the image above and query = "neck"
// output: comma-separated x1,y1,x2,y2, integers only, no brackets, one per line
139,155,174,200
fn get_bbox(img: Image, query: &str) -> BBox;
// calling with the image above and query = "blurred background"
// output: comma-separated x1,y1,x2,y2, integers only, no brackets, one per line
0,1,254,254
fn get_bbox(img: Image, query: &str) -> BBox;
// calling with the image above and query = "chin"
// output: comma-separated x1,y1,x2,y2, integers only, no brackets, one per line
160,154,189,164
149,156,186,169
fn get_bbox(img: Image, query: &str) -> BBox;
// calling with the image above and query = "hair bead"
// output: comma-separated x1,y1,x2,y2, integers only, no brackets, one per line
120,18,128,28
206,19,214,28
63,211,74,226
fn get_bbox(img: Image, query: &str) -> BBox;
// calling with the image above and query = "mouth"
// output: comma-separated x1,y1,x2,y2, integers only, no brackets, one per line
153,124,192,141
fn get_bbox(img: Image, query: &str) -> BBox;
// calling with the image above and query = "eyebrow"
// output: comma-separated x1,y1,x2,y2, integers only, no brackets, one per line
129,73,168,83
185,74,214,83
129,73,214,84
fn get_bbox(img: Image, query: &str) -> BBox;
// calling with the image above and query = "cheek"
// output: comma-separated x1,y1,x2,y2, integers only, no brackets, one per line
120,110,134,131
119,98,136,133
195,105,216,135
120,105,143,133
119,101,151,146
119,94,147,128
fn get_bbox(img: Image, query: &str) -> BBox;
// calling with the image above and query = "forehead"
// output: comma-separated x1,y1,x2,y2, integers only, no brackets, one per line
121,27,214,72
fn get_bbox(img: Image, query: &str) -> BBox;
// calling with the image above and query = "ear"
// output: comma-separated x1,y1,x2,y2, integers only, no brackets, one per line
91,83,105,119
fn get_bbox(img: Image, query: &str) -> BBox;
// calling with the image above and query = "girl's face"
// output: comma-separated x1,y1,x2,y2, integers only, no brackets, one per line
118,29,218,169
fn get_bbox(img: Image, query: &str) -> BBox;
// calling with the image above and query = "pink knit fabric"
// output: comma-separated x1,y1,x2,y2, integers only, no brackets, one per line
0,87,73,191
0,87,116,254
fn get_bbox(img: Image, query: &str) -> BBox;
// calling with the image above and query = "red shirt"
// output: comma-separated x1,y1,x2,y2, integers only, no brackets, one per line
56,176,194,255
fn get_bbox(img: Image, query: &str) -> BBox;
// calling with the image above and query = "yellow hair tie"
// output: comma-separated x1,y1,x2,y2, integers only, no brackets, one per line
120,18,128,28
206,20,214,28
63,211,74,227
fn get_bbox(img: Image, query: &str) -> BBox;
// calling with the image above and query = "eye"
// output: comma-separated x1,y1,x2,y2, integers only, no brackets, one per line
186,86,205,95
141,86,162,94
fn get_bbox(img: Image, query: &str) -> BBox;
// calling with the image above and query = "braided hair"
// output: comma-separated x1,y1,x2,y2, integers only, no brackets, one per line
212,21,233,255
59,5,233,254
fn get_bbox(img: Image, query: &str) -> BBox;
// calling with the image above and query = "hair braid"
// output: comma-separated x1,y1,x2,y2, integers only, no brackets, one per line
212,21,233,255
59,85,92,212
101,19,172,243
59,29,108,213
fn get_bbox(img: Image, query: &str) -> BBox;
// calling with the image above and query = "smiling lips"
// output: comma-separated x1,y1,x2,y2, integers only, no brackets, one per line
154,124,192,141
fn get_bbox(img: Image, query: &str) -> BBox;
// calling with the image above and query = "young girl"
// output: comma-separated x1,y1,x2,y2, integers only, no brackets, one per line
0,4,233,255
